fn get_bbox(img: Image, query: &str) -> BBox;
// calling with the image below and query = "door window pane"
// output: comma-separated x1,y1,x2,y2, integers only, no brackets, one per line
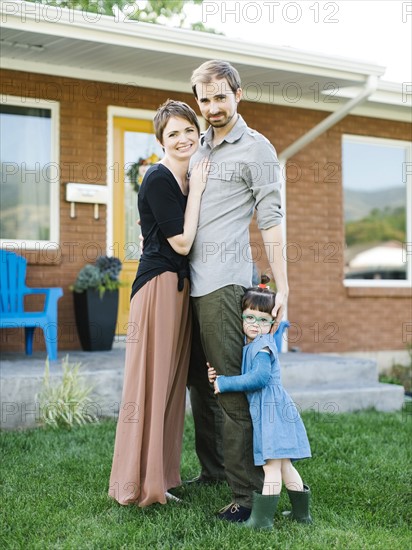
1,105,52,241
342,136,410,281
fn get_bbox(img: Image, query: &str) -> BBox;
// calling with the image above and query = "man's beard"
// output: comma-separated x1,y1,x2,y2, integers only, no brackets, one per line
208,111,236,128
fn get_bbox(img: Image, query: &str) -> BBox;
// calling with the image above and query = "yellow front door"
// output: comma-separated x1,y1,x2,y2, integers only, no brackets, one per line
112,117,163,333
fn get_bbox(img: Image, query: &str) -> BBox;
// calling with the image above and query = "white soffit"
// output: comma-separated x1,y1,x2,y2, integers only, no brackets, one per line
1,2,410,121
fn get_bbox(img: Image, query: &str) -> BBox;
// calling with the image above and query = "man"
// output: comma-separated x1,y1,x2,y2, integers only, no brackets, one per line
186,60,289,522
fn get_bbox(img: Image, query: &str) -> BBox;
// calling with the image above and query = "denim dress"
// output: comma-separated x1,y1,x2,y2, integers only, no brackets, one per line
217,334,311,466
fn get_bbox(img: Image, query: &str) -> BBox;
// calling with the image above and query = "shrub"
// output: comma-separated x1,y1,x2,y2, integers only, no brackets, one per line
379,344,412,394
37,356,99,429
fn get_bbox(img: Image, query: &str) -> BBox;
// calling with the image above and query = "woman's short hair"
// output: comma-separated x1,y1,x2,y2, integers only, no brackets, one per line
191,60,241,99
154,99,200,143
242,286,277,315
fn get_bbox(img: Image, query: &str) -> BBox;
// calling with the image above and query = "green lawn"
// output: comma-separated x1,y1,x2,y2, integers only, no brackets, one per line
1,407,411,549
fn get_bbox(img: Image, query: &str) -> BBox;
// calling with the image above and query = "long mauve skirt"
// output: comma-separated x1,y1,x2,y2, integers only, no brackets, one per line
108,272,191,507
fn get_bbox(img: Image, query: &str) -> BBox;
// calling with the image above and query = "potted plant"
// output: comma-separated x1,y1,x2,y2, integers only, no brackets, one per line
71,256,122,351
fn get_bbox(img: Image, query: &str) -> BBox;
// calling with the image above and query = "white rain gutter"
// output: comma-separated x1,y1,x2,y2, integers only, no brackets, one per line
279,75,379,163
278,74,379,351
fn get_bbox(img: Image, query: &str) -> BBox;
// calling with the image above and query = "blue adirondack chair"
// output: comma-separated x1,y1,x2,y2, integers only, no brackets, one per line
0,250,63,360
273,320,290,352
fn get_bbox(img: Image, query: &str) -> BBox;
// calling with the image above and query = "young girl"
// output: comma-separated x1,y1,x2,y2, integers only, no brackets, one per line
208,285,312,530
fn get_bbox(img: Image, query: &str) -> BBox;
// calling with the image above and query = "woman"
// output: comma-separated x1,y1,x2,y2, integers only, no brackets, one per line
109,100,209,507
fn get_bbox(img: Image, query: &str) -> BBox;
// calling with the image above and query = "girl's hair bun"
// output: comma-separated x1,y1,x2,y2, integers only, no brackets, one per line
258,274,271,288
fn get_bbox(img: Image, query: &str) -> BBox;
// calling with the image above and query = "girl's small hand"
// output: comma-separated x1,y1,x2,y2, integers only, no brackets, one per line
189,158,210,196
213,380,220,395
207,361,217,384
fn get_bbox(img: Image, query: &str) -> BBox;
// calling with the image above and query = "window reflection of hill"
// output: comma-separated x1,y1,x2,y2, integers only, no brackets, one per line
343,186,405,222
0,205,50,241
345,205,405,247
0,163,50,240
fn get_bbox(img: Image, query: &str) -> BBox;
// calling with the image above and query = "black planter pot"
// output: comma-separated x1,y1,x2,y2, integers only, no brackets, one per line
73,289,119,351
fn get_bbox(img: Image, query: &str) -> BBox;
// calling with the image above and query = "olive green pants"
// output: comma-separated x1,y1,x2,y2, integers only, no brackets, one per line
187,285,264,508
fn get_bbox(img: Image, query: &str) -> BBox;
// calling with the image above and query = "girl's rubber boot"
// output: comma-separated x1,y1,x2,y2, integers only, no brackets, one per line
282,484,313,524
242,491,280,530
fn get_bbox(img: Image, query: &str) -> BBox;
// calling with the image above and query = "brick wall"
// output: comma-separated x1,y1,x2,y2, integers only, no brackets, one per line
245,104,411,353
1,69,411,354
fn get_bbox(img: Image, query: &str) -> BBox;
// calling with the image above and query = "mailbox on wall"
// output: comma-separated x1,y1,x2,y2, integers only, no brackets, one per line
65,183,108,220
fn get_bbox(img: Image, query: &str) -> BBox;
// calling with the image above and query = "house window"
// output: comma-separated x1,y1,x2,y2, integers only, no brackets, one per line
342,135,411,286
0,97,59,248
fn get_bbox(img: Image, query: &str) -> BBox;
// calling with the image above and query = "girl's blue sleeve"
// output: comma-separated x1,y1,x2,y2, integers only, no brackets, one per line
217,352,272,393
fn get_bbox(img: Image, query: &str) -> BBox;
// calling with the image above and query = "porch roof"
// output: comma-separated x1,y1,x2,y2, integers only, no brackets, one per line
1,2,410,121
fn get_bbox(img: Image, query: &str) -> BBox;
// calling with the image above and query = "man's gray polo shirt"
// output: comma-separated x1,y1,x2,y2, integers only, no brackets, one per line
189,115,283,297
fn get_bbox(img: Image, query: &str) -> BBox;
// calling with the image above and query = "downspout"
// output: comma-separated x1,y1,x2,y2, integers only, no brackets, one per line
278,74,379,351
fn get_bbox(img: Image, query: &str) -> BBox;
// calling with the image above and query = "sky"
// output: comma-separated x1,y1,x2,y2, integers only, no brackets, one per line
184,0,412,84
342,139,406,190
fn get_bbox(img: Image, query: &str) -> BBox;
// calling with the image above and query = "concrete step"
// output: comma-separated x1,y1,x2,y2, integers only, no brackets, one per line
0,349,406,429
286,383,405,414
280,353,377,387
279,353,404,413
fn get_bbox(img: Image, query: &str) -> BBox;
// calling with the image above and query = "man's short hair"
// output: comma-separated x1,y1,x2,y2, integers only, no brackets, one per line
191,60,241,98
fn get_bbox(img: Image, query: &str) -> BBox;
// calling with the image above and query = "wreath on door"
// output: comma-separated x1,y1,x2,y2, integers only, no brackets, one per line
127,153,160,193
